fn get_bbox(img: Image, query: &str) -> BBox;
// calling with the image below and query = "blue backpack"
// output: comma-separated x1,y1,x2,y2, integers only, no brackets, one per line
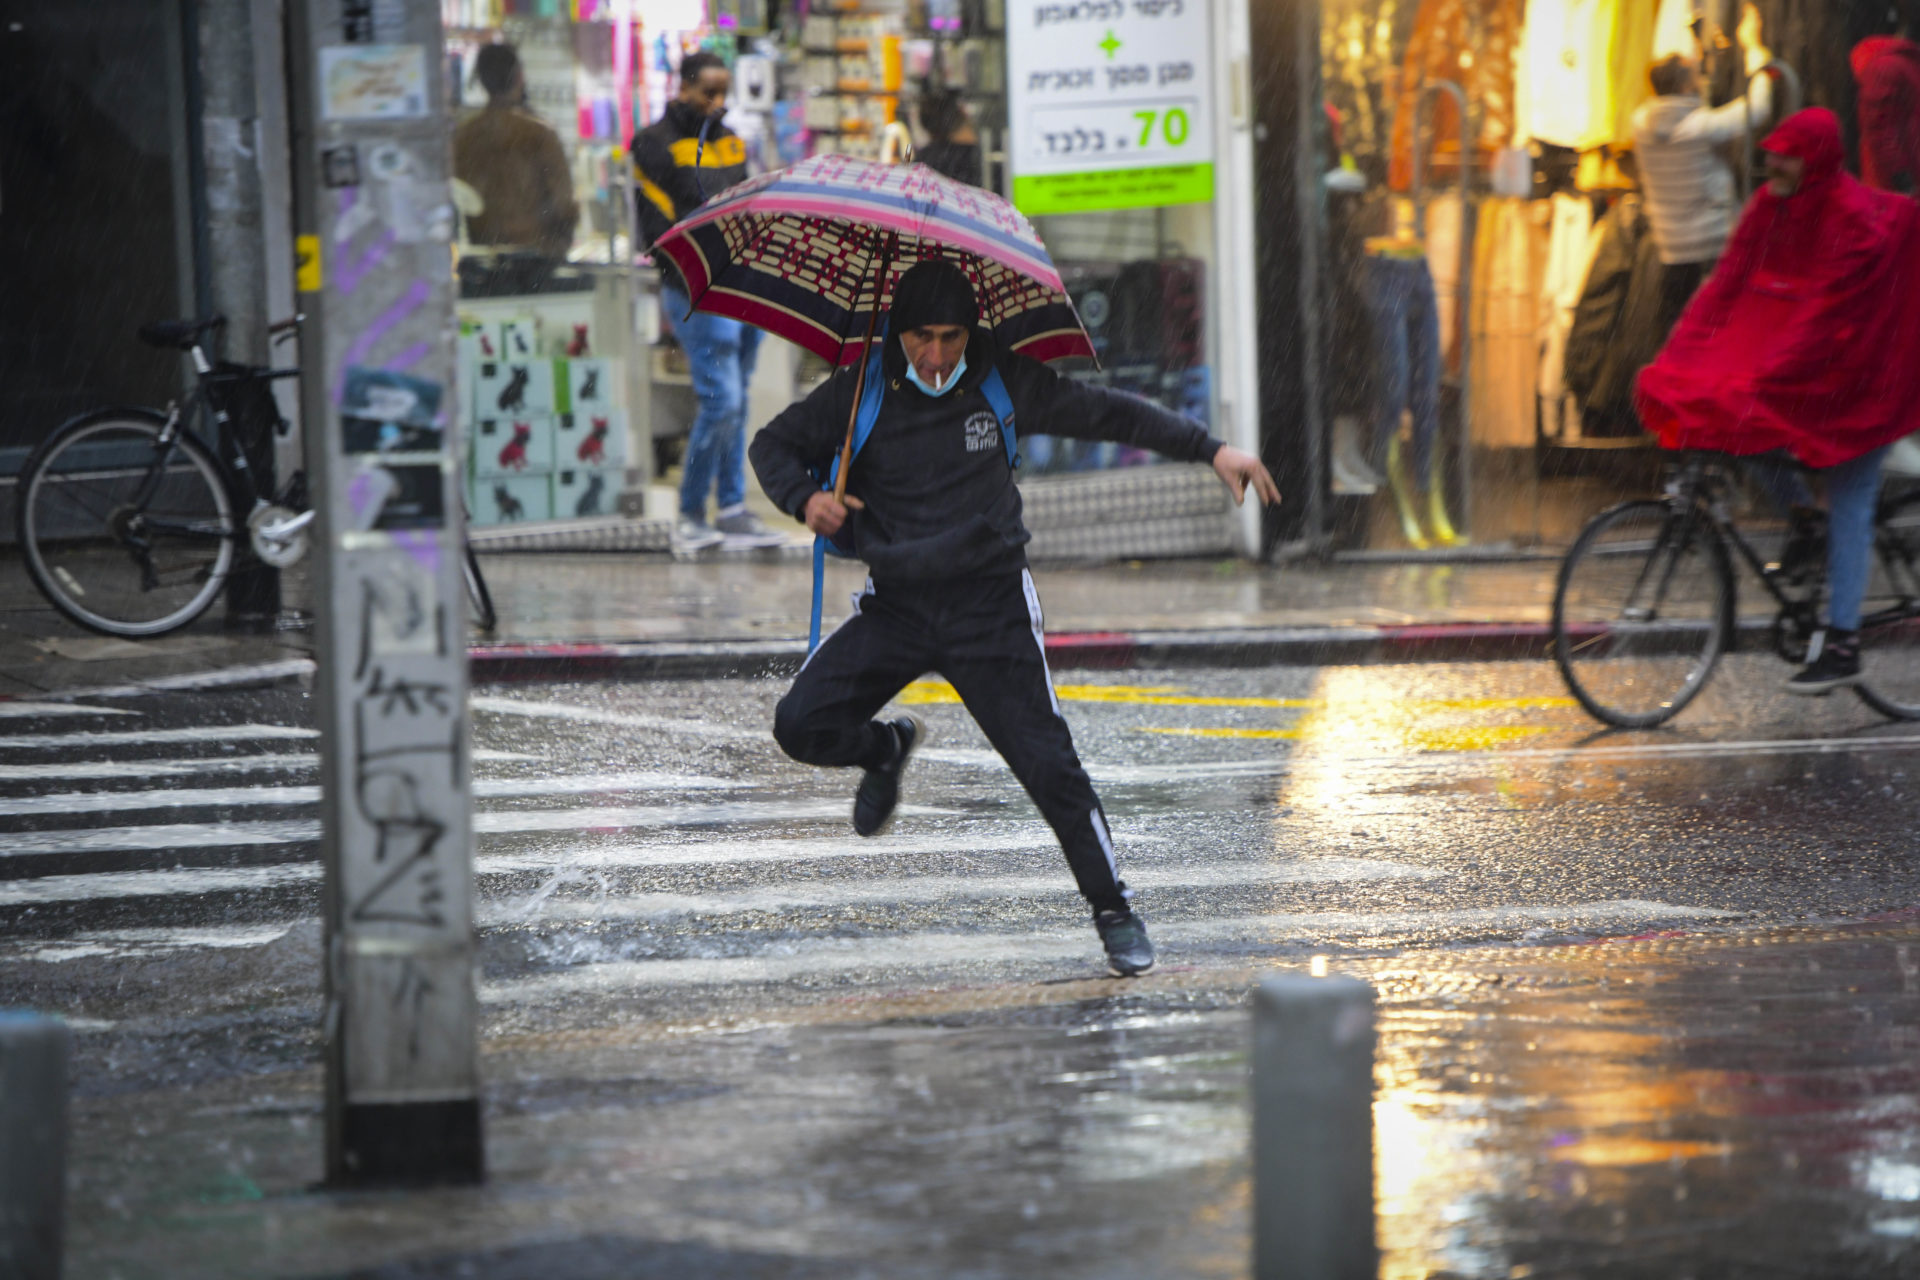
808,335,1019,649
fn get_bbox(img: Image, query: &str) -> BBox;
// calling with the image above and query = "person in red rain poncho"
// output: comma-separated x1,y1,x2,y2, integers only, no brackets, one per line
1635,107,1920,694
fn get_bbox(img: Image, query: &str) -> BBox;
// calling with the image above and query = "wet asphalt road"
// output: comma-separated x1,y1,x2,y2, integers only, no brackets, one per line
8,655,1920,1277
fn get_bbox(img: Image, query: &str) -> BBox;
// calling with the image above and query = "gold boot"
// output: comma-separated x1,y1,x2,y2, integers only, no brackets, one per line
1427,482,1468,547
1386,435,1429,550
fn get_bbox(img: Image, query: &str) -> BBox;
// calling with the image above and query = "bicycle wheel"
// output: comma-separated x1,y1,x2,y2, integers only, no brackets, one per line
1855,488,1920,719
17,410,234,637
463,541,497,633
1553,499,1735,728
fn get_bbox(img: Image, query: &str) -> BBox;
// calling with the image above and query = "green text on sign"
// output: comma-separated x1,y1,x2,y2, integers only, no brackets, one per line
1012,163,1215,216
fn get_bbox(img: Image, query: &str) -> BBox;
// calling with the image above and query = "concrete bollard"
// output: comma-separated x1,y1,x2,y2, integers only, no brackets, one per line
0,1013,69,1280
1253,975,1377,1280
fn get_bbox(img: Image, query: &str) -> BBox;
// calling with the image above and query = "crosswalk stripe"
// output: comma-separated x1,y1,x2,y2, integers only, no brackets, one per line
0,702,139,719
0,772,750,817
0,724,318,750
472,696,768,744
480,856,1436,924
0,747,534,783
0,801,957,856
0,856,1437,948
478,900,1742,999
0,826,1143,905
0,753,319,783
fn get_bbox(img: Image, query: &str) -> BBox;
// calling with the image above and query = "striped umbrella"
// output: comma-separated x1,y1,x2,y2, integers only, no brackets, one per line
650,154,1095,367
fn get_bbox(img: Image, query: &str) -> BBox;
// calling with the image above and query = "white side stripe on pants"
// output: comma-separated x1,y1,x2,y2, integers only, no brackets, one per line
1018,568,1062,715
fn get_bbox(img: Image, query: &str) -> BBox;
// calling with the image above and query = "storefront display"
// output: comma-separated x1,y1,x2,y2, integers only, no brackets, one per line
1308,0,1811,554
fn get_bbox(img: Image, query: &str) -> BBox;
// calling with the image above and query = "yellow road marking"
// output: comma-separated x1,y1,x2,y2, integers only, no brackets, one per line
1136,727,1302,740
1406,725,1557,752
895,680,1318,710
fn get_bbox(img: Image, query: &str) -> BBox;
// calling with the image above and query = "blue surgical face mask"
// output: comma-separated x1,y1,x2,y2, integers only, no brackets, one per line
903,341,967,397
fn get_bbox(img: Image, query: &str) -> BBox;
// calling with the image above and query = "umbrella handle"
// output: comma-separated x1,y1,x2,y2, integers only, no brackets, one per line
832,235,896,504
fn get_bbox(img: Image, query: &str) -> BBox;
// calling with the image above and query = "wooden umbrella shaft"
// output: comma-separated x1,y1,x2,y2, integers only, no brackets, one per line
832,236,895,504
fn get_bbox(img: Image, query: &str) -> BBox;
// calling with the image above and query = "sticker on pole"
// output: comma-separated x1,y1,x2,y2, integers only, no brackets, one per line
296,234,323,292
1007,0,1215,216
319,44,430,120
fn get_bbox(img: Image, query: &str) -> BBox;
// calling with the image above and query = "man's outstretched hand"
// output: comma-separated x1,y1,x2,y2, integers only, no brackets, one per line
1212,446,1282,507
804,490,865,537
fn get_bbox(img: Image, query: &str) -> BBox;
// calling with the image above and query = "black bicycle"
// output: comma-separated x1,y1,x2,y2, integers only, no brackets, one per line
1552,454,1920,727
15,316,496,637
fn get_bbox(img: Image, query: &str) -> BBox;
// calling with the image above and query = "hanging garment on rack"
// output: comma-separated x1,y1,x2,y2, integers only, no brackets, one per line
1359,250,1444,487
1564,193,1667,437
1853,37,1920,195
1606,0,1662,147
1321,0,1404,175
1388,0,1524,191
1517,0,1617,151
1651,0,1695,60
1468,196,1547,448
1423,196,1467,372
1537,191,1598,440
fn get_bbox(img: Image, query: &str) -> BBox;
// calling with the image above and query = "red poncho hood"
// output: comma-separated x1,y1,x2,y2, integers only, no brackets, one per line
1635,109,1920,468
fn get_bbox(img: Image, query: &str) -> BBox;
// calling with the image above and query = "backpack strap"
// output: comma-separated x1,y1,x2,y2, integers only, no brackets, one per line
979,366,1019,469
812,336,888,650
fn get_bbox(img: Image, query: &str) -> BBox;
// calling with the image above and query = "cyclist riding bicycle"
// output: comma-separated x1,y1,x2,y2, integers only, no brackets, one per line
1637,107,1920,694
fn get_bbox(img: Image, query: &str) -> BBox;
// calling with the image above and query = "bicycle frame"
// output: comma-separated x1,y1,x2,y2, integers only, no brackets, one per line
132,341,300,541
1666,455,1920,641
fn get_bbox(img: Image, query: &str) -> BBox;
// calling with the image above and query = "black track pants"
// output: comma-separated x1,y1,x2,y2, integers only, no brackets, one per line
773,568,1129,915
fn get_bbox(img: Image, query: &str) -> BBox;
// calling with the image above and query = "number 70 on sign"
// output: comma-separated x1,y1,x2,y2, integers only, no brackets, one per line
1028,99,1201,164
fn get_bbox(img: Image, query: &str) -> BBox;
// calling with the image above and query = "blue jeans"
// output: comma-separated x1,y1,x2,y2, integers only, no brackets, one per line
1359,255,1442,487
664,285,762,520
1823,445,1890,632
1751,446,1891,631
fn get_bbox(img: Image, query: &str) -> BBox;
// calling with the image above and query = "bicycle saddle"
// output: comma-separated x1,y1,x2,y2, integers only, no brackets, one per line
138,316,226,350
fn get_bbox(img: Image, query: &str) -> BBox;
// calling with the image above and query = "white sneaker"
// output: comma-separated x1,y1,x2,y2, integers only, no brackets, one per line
672,516,724,554
714,505,787,548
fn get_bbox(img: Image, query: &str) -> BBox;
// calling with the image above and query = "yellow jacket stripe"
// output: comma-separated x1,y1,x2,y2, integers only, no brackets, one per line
636,173,677,220
668,135,747,167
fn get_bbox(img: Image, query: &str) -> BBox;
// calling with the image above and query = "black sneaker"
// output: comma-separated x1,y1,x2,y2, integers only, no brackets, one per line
1786,628,1861,695
852,715,923,837
1095,908,1156,977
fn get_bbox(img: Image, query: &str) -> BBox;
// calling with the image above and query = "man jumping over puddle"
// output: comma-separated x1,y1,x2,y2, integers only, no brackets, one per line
750,261,1280,977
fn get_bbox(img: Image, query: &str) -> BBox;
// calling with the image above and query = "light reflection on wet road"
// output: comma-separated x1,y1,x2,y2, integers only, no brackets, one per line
5,653,1920,1277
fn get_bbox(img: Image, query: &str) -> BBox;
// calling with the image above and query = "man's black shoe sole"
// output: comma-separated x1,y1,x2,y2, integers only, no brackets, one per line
1784,673,1862,696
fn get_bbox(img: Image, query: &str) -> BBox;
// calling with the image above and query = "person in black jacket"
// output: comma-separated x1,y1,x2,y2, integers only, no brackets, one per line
749,261,1279,977
632,51,782,553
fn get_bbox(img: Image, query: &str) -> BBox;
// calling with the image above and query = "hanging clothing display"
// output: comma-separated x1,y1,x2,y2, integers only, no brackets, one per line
1563,192,1666,437
1358,250,1444,486
1537,191,1597,439
1517,0,1618,151
1605,0,1661,146
1321,0,1408,178
1852,36,1920,194
1468,196,1546,448
1423,196,1467,371
1387,0,1523,191
1637,109,1920,470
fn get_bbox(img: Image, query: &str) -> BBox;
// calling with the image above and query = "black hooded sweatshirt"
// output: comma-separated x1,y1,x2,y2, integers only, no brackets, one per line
749,327,1222,585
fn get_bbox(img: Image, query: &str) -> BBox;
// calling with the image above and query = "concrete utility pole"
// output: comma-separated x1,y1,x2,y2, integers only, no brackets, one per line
285,0,482,1185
